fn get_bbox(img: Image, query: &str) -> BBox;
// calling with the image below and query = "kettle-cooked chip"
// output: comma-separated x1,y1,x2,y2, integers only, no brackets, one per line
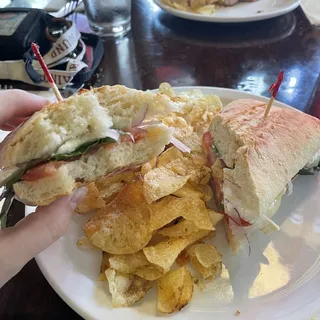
209,210,224,226
98,251,111,281
105,269,153,307
157,146,183,167
143,167,189,204
172,181,203,199
143,230,211,272
83,180,152,254
157,266,194,314
157,220,200,238
187,243,222,280
109,251,149,274
150,196,213,232
135,265,164,281
140,157,157,175
75,182,105,214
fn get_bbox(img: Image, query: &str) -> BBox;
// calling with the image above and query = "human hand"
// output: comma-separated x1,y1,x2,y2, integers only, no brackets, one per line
0,90,87,288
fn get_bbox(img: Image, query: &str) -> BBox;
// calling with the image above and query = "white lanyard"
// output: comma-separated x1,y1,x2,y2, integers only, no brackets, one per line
0,22,87,88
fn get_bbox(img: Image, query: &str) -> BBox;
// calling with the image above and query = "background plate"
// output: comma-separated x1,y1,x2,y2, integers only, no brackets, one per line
25,87,320,320
153,0,301,23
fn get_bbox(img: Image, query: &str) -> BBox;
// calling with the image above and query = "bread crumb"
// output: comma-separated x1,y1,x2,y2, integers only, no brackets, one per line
235,310,240,316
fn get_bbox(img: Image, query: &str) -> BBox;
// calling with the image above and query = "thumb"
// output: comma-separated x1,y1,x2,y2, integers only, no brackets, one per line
0,187,87,287
11,187,87,263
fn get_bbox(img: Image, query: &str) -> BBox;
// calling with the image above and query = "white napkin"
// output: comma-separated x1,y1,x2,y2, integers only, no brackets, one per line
301,0,320,25
45,0,84,12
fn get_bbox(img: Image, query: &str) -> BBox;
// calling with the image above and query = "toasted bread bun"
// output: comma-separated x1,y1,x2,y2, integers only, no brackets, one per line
14,124,172,206
211,99,320,224
0,85,177,168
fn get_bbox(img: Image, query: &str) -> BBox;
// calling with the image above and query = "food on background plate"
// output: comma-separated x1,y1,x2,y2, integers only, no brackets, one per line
207,99,320,252
162,0,259,15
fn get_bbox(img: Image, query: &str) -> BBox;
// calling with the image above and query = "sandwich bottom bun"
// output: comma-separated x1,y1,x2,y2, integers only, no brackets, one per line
13,125,172,206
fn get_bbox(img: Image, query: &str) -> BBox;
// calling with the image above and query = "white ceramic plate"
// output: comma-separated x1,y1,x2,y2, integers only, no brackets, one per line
153,0,300,23
25,87,320,320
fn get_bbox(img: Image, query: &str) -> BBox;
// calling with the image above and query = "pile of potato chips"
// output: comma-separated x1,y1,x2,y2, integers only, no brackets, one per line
76,84,224,313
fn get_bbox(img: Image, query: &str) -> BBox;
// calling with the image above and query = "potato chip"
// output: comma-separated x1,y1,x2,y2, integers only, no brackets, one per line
159,82,176,98
176,250,190,266
157,147,183,167
98,251,111,281
211,159,224,181
209,210,224,226
109,251,149,274
162,115,202,153
77,236,99,250
99,182,124,200
95,171,138,202
150,196,213,232
187,243,222,280
75,182,105,214
140,157,157,175
135,265,164,281
95,171,137,191
172,181,205,199
158,151,210,187
105,269,153,307
157,266,194,314
167,154,211,185
143,230,211,272
157,220,200,238
84,180,152,254
143,167,189,204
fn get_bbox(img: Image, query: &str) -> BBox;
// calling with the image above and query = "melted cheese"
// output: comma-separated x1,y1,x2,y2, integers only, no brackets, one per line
304,150,320,169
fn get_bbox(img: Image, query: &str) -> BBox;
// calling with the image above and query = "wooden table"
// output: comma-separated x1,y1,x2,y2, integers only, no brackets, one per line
0,1,320,319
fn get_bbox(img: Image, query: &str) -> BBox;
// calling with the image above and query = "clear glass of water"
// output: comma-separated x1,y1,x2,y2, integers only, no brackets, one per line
83,0,131,37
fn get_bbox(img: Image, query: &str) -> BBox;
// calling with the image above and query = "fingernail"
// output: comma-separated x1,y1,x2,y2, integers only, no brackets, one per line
70,187,87,210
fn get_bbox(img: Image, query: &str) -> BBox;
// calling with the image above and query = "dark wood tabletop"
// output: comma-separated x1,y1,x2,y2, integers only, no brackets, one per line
0,1,320,319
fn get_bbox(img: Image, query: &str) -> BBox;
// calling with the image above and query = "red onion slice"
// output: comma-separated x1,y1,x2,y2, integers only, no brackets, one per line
131,105,148,128
169,136,191,153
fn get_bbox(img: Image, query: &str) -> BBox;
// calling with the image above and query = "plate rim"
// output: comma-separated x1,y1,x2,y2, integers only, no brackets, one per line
153,0,301,23
29,86,314,320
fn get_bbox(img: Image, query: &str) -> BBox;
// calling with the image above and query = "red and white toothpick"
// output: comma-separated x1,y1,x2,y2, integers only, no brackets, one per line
264,71,284,120
31,43,63,102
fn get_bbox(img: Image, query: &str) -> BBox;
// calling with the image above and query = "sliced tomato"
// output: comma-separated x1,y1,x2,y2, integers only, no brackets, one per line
21,161,64,181
202,131,216,167
225,214,251,227
120,128,147,143
239,218,251,227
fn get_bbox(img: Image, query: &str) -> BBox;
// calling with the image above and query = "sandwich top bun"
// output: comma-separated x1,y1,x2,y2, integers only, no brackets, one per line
211,99,320,224
0,85,178,168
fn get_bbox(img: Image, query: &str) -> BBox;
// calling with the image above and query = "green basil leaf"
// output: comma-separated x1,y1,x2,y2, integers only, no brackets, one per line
212,144,220,158
51,137,117,161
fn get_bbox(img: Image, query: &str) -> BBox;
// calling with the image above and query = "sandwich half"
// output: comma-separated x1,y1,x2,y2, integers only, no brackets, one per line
0,85,185,206
205,99,320,252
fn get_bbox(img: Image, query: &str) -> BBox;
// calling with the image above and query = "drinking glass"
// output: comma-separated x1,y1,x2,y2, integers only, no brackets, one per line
83,0,131,37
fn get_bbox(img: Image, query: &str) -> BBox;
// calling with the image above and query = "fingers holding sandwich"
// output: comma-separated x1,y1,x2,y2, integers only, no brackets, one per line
0,187,87,288
0,90,49,130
